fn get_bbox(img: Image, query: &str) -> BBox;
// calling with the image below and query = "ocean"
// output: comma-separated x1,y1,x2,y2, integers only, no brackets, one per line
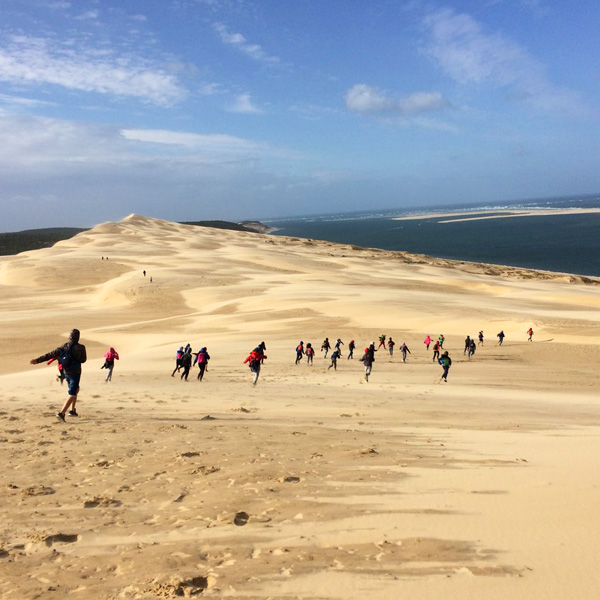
267,195,600,277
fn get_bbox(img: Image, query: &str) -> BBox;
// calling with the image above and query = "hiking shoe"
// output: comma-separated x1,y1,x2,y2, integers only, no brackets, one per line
57,412,66,422
68,409,78,417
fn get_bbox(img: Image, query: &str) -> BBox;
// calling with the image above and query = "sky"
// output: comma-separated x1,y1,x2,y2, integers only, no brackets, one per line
0,0,599,231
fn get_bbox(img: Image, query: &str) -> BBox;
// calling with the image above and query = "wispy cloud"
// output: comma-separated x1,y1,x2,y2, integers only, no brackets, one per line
120,128,263,153
74,9,99,21
213,22,280,65
422,8,587,116
423,9,538,87
47,1,71,9
0,92,55,109
0,35,185,106
345,84,449,116
229,93,263,114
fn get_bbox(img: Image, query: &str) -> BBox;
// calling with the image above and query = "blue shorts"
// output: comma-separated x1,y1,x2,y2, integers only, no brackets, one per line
65,371,81,396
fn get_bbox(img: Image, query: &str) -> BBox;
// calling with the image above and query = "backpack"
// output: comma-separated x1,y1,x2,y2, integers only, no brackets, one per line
59,345,80,371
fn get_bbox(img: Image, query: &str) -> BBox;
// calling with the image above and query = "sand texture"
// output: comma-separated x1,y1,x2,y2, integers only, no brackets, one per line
1,214,599,599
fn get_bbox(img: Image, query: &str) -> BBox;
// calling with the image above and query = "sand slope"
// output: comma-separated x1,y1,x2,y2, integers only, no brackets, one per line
1,215,599,599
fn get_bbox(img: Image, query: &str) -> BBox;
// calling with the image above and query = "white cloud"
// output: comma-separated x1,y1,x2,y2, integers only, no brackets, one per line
345,84,449,116
345,84,393,113
0,114,287,176
0,113,304,229
213,22,280,65
230,93,263,114
0,35,185,106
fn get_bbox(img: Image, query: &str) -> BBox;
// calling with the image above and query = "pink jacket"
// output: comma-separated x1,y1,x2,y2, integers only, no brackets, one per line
104,348,119,362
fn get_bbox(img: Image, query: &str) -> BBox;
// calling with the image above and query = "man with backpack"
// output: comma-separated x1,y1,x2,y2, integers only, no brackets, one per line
360,346,374,381
193,347,210,381
244,346,267,386
30,329,87,421
295,341,304,365
438,351,452,382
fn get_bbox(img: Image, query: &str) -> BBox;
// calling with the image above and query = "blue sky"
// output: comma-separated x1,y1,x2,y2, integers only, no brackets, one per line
0,0,599,230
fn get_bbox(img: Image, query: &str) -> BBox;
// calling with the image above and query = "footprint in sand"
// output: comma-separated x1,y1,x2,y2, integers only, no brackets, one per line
234,511,250,526
152,576,215,596
22,485,55,497
84,497,122,508
44,533,79,547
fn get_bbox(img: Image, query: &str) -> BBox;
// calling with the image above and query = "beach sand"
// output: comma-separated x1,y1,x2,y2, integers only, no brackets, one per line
392,207,600,222
1,214,599,599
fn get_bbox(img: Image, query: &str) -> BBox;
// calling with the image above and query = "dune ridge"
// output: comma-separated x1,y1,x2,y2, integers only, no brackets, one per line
1,215,599,599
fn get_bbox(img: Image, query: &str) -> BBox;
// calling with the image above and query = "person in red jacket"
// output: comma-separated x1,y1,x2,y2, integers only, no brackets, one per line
244,347,267,385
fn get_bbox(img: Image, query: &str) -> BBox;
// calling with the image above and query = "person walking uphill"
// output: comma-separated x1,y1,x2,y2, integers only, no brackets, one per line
180,347,193,381
295,341,304,365
360,347,374,381
171,346,184,376
438,351,452,382
347,339,355,360
423,335,432,351
497,330,505,346
101,347,119,382
194,347,210,381
328,348,341,371
399,342,411,363
432,341,440,363
306,343,314,366
388,337,395,357
30,329,87,421
245,346,266,385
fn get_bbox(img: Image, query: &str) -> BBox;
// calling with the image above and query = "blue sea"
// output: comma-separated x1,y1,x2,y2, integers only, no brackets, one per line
267,195,600,277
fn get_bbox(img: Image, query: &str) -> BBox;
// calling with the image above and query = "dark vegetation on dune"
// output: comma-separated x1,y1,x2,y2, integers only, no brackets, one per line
0,228,87,256
181,220,258,232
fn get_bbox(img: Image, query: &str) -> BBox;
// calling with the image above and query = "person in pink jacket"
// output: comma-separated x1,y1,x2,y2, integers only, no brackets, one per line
423,335,432,350
102,347,119,382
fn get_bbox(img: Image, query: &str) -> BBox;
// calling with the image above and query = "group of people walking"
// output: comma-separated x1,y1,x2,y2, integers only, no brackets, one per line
30,324,537,420
294,336,413,381
171,344,211,381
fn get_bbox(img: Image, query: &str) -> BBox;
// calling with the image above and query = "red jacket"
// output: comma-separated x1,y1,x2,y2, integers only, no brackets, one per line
244,350,266,364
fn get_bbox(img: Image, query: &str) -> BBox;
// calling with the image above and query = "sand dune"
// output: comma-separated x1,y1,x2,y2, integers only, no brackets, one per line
1,215,599,599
